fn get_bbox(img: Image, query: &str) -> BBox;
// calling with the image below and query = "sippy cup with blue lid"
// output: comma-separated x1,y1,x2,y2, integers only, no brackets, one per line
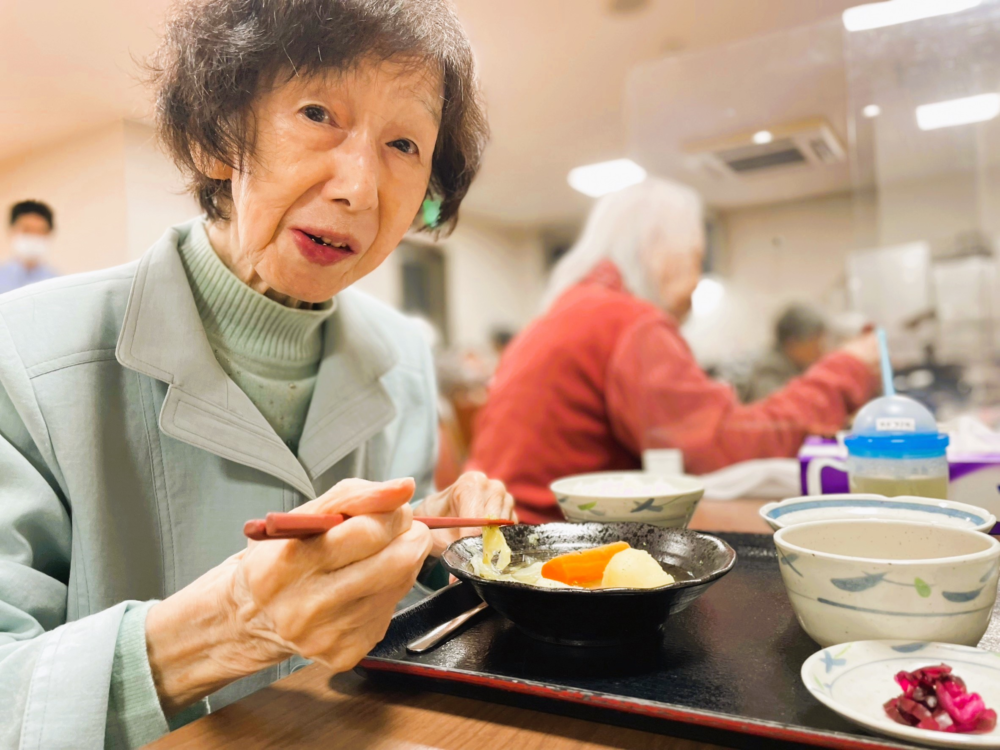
843,330,949,499
844,395,950,499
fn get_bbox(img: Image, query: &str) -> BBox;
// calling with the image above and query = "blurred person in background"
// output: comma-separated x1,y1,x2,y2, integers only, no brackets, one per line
0,1,516,747
0,200,58,293
467,178,880,524
490,326,516,357
738,304,828,402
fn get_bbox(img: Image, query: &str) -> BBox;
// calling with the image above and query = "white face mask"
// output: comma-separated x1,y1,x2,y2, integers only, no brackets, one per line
10,234,51,262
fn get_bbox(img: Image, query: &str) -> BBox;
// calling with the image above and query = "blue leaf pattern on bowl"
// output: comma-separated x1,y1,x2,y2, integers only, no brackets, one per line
981,562,999,583
891,642,928,653
821,650,847,673
830,572,887,592
776,549,803,577
632,498,667,513
942,588,984,603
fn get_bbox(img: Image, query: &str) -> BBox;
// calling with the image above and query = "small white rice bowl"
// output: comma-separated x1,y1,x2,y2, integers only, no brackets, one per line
550,471,705,528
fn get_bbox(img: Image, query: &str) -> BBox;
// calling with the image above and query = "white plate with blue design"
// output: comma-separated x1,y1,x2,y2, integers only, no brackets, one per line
762,495,997,534
802,640,1000,747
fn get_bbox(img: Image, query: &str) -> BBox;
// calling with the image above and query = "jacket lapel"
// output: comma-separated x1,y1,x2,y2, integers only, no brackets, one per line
115,222,316,498
296,288,399,483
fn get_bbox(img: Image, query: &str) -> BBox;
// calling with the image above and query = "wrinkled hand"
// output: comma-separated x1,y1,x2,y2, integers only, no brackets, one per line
839,331,880,374
414,472,518,557
145,477,433,714
231,478,432,672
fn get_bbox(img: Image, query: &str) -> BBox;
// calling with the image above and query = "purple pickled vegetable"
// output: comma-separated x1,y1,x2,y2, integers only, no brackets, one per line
895,671,921,696
883,664,995,735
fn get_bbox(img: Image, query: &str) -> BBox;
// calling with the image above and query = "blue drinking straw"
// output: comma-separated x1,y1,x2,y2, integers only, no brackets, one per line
877,327,895,397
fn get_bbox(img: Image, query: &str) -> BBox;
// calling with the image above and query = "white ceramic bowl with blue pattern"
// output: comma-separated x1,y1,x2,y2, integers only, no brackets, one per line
550,471,705,528
761,494,997,534
803,640,1000,748
774,519,1000,647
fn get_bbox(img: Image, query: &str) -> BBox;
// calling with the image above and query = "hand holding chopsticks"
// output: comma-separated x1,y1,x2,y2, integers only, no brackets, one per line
145,477,433,711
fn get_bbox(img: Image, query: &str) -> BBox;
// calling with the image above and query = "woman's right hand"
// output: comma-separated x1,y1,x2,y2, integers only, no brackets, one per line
144,477,432,715
838,330,880,373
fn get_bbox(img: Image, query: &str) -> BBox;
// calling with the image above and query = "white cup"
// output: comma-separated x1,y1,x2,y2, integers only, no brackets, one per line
643,448,684,477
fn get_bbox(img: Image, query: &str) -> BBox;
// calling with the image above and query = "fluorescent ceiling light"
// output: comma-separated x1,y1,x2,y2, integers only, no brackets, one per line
567,158,646,198
843,0,980,31
691,278,724,317
752,130,773,145
863,104,881,118
916,93,1000,130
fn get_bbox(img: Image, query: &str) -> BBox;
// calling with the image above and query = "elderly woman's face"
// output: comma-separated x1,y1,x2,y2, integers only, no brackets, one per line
657,248,703,321
645,226,704,321
215,60,442,303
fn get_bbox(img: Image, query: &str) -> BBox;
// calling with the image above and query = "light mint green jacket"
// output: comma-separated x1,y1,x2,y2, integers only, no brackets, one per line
0,221,438,748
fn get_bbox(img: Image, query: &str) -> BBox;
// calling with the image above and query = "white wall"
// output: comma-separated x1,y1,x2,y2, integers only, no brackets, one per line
0,120,199,275
354,214,547,349
124,121,200,258
443,217,547,348
684,190,877,366
0,122,128,274
687,174,995,369
878,173,980,248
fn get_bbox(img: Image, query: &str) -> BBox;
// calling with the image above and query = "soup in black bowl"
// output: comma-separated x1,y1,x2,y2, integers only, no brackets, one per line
441,522,736,646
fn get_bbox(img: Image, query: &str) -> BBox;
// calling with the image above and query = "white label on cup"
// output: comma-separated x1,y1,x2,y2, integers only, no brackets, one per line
876,417,916,432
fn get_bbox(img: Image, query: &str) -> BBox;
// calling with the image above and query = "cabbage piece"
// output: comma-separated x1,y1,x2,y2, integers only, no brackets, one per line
481,525,511,571
470,527,574,588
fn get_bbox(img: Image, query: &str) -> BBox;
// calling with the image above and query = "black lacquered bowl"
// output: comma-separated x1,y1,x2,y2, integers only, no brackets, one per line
441,522,737,646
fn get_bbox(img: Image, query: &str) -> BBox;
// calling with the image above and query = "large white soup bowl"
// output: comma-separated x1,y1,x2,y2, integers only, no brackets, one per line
760,494,997,533
773,519,1000,647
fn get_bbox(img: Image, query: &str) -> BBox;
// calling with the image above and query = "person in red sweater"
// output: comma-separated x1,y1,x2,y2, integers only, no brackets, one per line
467,179,880,524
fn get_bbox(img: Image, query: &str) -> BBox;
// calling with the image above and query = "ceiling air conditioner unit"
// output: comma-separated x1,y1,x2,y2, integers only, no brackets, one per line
684,118,845,179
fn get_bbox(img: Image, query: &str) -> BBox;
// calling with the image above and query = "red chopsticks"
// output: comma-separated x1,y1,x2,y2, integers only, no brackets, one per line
244,512,515,541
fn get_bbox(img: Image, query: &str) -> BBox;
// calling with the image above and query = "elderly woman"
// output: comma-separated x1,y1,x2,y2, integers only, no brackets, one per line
467,179,880,524
0,1,515,747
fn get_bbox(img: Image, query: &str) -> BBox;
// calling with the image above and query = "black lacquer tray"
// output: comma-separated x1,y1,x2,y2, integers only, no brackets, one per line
358,533,1000,750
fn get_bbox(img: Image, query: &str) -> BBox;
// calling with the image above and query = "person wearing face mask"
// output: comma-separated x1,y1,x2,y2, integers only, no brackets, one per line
0,200,58,294
0,2,517,748
466,179,882,524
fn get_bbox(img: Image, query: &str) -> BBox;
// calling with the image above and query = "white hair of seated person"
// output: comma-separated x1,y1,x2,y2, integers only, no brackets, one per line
541,178,704,310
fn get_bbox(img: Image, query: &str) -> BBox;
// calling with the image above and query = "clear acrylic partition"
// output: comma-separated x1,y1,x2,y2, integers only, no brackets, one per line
626,3,1000,419
844,0,1000,412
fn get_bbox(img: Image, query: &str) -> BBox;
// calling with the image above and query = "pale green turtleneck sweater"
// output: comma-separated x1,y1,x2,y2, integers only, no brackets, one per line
104,220,335,748
177,219,335,453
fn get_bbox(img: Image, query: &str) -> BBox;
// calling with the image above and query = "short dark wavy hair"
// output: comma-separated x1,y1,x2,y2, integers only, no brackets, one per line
148,0,488,233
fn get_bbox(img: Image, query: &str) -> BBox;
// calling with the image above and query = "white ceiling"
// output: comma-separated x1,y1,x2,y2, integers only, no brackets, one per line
628,17,851,209
846,0,1000,187
453,0,860,222
0,0,170,162
0,0,861,225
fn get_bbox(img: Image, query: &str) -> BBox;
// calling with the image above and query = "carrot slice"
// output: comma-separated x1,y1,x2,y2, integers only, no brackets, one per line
541,542,630,586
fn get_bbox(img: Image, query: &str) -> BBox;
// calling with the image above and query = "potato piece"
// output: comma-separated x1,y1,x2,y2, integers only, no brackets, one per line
600,548,674,589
